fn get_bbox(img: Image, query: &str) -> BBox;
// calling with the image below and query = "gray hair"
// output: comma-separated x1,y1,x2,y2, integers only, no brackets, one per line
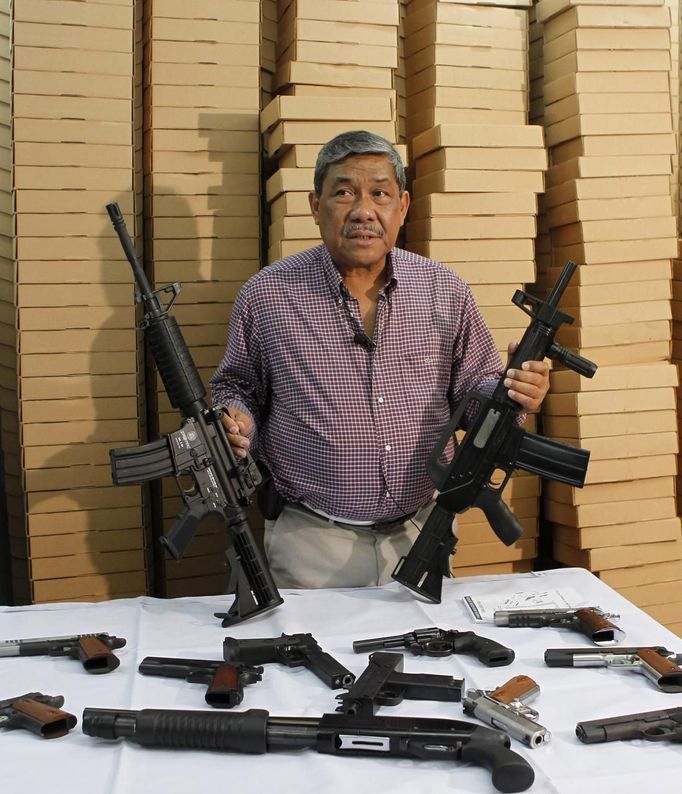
313,130,406,195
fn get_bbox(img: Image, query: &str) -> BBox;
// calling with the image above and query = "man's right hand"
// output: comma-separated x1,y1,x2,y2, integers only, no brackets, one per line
220,406,254,459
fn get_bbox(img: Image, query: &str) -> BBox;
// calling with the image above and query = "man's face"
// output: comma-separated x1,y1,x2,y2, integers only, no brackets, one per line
309,154,410,272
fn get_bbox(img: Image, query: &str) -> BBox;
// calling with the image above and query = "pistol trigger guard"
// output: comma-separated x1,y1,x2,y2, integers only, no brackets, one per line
421,639,453,657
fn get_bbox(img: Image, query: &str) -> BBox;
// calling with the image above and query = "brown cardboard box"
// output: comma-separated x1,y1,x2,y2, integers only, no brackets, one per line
275,60,393,90
279,39,397,68
19,374,137,401
411,170,544,196
552,516,681,549
452,560,534,576
30,571,147,603
406,63,528,94
269,191,312,220
560,299,671,327
408,192,537,218
544,70,670,105
554,432,678,460
614,579,682,607
558,279,671,306
405,23,526,59
551,237,678,265
407,215,535,240
265,168,314,202
544,92,671,127
277,18,397,58
547,195,674,226
538,1,670,30
260,95,393,133
557,320,671,350
267,120,396,158
408,238,534,262
544,410,676,439
545,113,673,148
412,123,544,159
440,261,536,283
415,146,546,175
584,455,678,485
552,133,676,161
550,362,678,393
406,85,527,113
407,107,527,136
554,538,682,571
546,497,678,528
544,50,670,86
269,214,320,241
406,42,528,74
405,1,527,34
599,559,682,589
452,537,536,566
546,476,675,506
545,174,671,206
25,507,143,535
279,0,399,26
642,601,682,625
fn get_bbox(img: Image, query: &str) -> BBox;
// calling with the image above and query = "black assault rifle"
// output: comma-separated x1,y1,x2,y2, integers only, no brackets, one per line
392,261,597,602
106,203,283,625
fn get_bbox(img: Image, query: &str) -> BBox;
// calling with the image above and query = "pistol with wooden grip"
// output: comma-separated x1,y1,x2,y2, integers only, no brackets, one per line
0,632,126,673
494,606,624,646
138,656,264,707
463,675,550,749
0,693,77,738
545,646,682,692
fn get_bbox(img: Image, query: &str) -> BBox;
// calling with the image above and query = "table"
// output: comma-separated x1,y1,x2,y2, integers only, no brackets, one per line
2,566,680,793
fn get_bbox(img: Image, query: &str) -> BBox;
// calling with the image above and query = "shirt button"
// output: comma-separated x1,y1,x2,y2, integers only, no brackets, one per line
385,444,391,452
377,396,384,404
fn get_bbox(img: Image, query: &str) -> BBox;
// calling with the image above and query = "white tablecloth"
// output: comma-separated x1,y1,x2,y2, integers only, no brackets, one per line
1,566,680,793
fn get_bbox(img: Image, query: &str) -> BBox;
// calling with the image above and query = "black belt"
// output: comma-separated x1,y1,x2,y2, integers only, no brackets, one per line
294,503,418,534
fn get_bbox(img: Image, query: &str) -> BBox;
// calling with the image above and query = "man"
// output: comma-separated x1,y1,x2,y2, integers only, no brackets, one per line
210,130,549,589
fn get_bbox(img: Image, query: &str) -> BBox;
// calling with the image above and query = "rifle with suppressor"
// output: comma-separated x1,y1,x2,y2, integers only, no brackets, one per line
0,693,77,738
335,651,463,716
0,632,126,673
138,656,263,707
105,203,283,626
353,626,514,667
494,606,624,646
576,706,682,744
392,261,597,603
223,632,354,689
82,706,535,793
545,646,682,692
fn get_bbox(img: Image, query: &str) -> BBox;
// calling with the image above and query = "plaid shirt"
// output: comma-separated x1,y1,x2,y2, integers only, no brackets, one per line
210,244,504,521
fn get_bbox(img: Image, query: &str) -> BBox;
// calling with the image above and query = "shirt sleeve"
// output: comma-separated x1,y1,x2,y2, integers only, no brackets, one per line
209,287,267,447
448,282,529,427
449,282,505,408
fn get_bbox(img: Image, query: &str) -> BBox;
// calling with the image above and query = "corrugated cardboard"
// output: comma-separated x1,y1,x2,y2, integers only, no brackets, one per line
554,538,682,572
553,516,681,549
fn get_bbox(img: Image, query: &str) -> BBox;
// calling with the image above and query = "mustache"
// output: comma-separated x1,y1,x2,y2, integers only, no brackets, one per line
342,223,384,238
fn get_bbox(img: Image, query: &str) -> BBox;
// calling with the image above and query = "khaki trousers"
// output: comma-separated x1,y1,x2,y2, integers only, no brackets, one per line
264,501,450,589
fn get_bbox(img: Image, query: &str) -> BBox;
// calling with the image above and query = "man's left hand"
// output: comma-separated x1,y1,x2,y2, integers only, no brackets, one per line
503,341,550,413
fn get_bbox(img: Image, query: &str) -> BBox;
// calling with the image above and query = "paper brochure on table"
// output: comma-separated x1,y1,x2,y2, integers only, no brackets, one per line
463,587,588,623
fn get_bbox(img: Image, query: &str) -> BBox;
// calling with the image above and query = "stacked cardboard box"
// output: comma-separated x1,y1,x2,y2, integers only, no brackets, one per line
404,0,531,139
403,0,546,577
145,0,262,597
264,0,400,263
537,0,682,633
0,5,14,599
261,0,278,108
0,0,148,603
666,0,680,225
